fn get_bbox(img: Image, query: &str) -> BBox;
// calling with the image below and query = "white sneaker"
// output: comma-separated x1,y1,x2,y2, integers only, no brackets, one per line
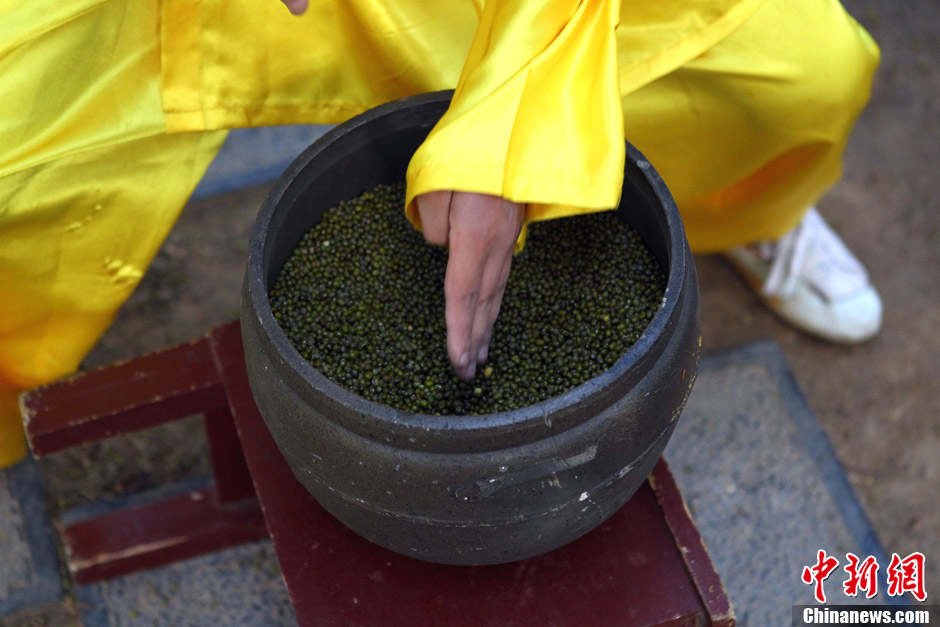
724,207,882,343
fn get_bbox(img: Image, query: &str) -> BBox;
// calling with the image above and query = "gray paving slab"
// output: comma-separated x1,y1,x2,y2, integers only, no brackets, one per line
191,125,331,200
665,341,905,626
0,459,63,618
0,471,32,606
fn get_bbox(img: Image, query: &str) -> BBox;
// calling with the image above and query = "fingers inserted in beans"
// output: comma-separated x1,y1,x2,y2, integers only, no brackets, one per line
269,182,666,416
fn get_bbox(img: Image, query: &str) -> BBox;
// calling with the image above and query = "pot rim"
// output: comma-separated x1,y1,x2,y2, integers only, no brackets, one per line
243,90,690,437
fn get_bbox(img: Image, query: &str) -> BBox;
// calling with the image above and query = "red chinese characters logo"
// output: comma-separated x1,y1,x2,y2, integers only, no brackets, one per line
802,550,840,603
843,552,879,598
802,551,928,603
887,552,927,602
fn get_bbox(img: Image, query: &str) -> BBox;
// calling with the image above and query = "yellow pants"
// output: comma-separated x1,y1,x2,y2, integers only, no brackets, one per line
0,0,878,466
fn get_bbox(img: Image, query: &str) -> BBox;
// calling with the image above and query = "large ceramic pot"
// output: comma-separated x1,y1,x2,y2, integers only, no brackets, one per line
241,91,700,565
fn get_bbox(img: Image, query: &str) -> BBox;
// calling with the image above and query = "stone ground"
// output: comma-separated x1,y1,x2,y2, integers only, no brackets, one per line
2,0,937,623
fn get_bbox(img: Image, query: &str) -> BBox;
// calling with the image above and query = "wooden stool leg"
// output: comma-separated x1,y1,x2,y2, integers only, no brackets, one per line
21,322,268,584
63,485,267,584
204,406,255,503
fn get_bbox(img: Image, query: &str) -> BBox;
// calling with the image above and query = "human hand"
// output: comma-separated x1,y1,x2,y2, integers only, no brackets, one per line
280,0,308,15
416,191,525,380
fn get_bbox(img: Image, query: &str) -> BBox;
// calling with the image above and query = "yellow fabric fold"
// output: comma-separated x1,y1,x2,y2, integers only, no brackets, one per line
160,0,479,132
0,129,225,465
615,0,768,96
404,0,625,250
0,0,170,180
618,0,880,250
0,0,227,465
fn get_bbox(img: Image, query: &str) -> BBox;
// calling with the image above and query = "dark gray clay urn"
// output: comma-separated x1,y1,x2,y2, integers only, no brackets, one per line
240,91,700,566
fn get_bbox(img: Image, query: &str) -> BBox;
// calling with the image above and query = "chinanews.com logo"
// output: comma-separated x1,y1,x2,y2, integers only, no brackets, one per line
796,607,939,625
792,550,940,626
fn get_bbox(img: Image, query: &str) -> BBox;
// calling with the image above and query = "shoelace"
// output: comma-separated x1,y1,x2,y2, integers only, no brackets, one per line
757,208,869,301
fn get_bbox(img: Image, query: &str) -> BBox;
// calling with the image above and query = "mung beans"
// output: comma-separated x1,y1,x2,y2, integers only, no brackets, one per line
269,182,665,415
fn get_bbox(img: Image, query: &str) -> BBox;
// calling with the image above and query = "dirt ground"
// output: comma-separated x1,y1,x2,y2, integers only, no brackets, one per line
32,0,938,616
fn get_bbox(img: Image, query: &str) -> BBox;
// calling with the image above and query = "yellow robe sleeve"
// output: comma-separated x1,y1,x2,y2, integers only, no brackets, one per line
404,0,625,250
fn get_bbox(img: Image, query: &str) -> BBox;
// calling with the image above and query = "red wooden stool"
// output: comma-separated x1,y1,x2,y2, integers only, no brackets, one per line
22,321,733,626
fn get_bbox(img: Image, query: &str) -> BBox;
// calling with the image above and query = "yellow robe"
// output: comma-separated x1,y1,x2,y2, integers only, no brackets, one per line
0,0,878,465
